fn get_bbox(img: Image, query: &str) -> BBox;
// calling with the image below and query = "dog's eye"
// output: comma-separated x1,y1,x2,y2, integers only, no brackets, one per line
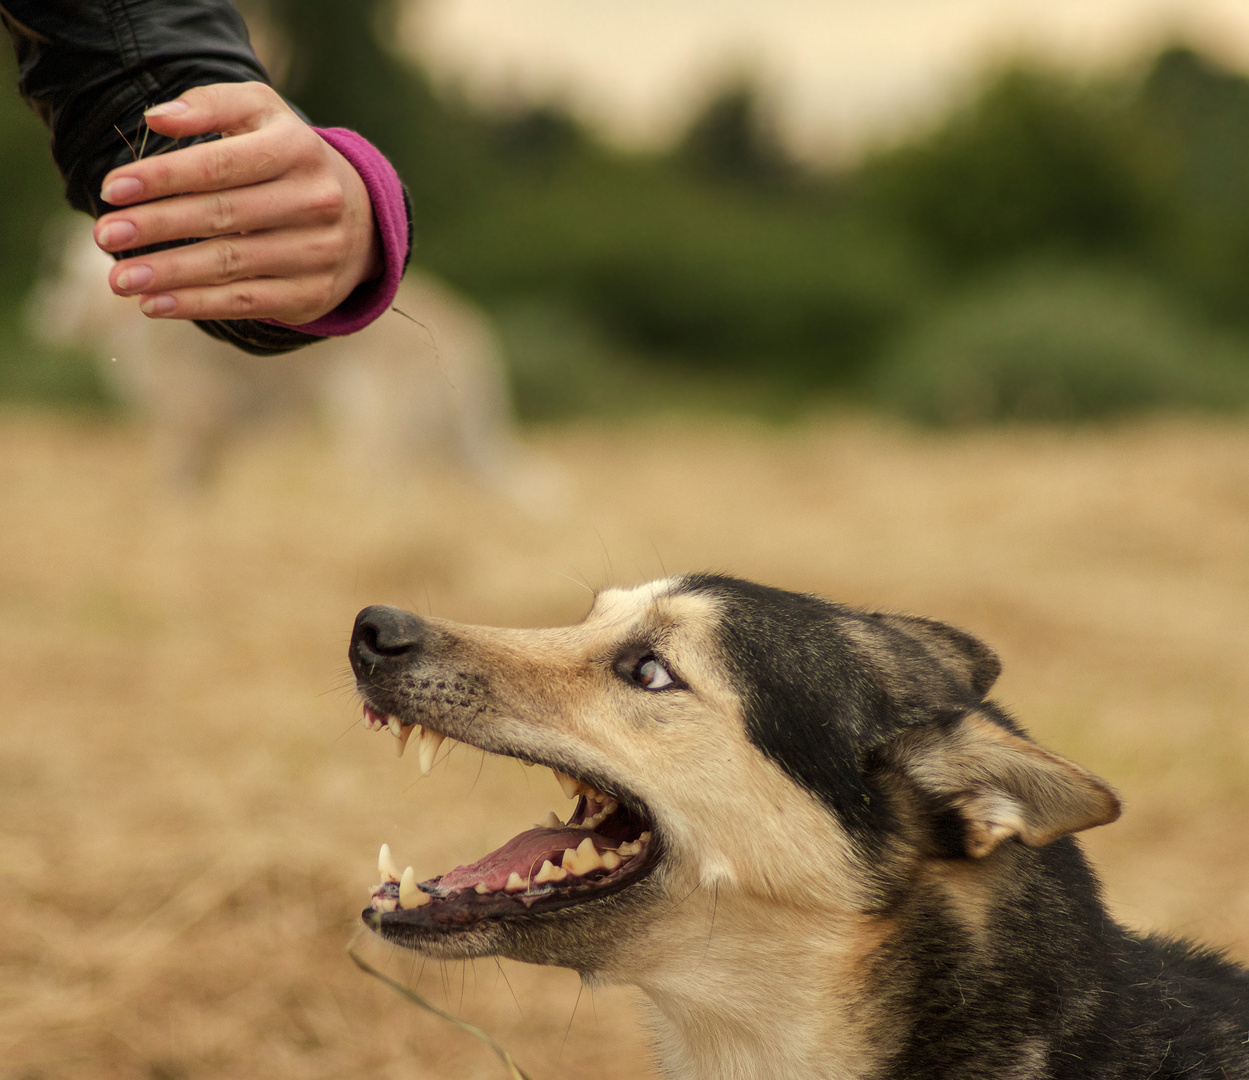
632,656,673,690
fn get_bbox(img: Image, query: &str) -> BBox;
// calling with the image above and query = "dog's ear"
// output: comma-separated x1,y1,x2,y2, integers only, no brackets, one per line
889,712,1121,857
868,613,1002,700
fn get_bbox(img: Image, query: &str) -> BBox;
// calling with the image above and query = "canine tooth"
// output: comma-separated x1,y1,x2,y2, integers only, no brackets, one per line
505,872,527,892
540,811,562,830
378,843,401,882
600,850,622,871
399,866,429,908
552,770,581,800
417,729,446,776
395,723,418,757
534,859,567,884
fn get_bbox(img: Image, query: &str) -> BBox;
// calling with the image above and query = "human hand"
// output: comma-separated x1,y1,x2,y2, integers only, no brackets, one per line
93,82,383,325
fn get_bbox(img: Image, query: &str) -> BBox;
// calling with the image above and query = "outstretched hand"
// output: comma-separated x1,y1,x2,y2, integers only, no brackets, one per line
94,82,382,325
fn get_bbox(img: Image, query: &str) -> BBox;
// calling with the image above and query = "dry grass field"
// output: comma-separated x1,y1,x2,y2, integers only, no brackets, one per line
2,406,1248,1080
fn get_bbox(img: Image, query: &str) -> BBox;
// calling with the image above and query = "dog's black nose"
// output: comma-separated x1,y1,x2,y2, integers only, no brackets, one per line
351,605,429,671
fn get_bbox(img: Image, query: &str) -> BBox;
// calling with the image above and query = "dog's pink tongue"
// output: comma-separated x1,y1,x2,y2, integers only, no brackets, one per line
438,826,592,893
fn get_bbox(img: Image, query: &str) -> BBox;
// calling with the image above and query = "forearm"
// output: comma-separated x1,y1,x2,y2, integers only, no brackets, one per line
1,0,269,216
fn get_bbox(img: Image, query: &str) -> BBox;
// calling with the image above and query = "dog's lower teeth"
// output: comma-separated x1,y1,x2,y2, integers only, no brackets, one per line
535,859,567,884
561,836,605,875
378,843,401,883
617,839,641,857
399,866,429,908
505,872,527,892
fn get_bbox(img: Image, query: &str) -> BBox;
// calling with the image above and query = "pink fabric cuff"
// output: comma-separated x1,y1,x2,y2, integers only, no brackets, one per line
266,127,410,337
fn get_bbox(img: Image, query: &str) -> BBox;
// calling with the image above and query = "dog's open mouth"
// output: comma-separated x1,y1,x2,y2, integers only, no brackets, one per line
359,704,659,935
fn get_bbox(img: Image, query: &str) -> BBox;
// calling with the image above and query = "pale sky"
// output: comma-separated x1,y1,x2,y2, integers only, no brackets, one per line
401,0,1249,162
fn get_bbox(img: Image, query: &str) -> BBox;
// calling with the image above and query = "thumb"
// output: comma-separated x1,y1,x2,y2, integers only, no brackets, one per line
141,81,285,139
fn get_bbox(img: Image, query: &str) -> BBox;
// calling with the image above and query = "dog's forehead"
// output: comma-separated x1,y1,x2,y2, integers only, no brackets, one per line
584,578,719,634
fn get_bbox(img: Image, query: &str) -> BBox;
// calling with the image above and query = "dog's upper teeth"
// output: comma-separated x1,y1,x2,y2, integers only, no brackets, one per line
539,811,562,830
417,729,446,776
552,769,581,800
394,723,418,757
378,843,401,883
580,798,619,831
399,866,429,908
551,768,614,805
387,716,402,738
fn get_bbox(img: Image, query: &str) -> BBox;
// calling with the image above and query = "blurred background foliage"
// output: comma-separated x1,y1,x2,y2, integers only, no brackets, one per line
5,0,1249,422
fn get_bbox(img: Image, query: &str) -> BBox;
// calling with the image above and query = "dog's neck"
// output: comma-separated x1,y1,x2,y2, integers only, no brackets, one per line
603,887,887,1080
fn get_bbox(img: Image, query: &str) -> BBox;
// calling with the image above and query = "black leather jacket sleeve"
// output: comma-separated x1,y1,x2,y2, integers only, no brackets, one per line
0,0,326,354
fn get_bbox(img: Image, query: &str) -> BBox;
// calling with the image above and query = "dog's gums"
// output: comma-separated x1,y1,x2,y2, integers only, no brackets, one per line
359,703,658,930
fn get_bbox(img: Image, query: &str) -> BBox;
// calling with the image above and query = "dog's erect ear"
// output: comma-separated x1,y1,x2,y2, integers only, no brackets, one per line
868,613,1002,700
891,712,1121,858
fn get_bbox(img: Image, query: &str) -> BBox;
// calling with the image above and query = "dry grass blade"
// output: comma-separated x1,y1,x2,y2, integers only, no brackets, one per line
348,948,538,1080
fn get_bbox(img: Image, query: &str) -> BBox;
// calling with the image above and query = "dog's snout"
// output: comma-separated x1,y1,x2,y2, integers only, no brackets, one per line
351,605,429,670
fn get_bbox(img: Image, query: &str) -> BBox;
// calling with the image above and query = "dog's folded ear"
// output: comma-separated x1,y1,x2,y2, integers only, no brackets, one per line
865,612,1002,704
887,712,1122,858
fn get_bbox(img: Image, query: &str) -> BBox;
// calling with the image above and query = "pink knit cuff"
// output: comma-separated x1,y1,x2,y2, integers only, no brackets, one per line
267,127,410,337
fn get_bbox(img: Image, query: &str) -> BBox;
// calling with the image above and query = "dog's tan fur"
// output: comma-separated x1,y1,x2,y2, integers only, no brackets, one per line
352,576,1249,1080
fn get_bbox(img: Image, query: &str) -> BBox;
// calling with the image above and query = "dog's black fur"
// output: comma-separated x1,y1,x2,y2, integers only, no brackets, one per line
680,575,1249,1080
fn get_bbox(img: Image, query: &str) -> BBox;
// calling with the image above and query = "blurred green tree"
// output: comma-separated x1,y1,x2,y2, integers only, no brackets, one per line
857,68,1153,273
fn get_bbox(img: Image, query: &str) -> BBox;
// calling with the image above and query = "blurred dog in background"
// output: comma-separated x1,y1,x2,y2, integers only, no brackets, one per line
27,218,564,512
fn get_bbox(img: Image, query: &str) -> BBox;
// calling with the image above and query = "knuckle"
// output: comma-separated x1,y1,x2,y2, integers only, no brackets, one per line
305,182,345,222
201,145,236,187
226,287,258,317
205,193,236,234
215,239,245,280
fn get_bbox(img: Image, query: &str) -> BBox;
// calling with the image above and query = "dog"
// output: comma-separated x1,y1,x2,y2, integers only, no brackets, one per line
349,574,1249,1079
27,218,562,511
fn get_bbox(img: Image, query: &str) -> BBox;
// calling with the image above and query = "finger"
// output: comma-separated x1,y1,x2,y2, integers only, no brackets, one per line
136,275,337,325
111,230,340,298
141,81,286,140
96,176,344,255
100,120,306,206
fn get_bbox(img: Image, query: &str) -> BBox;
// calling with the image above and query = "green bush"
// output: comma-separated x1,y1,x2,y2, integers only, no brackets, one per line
870,261,1249,423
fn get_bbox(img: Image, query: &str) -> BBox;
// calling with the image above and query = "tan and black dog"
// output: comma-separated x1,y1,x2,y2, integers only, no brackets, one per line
350,574,1249,1080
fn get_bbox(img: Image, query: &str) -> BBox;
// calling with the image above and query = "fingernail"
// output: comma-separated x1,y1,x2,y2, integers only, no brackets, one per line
96,220,138,249
144,99,189,117
116,265,153,292
100,176,143,205
140,295,177,317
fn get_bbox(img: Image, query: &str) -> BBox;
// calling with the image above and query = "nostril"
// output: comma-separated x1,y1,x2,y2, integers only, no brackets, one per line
351,605,429,666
